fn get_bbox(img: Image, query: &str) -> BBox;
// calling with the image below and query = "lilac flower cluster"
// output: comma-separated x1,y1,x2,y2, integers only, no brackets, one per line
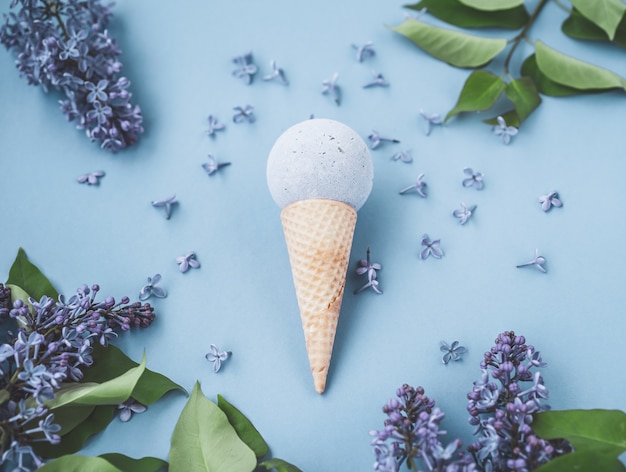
0,283,155,469
0,0,143,152
370,384,476,472
466,331,570,471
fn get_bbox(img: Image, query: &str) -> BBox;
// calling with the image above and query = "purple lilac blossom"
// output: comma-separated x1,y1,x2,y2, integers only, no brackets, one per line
0,283,156,468
0,0,144,152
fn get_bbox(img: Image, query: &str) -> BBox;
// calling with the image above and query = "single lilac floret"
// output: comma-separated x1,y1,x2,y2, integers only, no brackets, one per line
206,115,225,137
233,105,255,123
354,247,382,294
368,129,400,149
399,173,427,198
202,154,231,176
139,274,167,301
419,109,442,136
151,194,177,219
463,168,484,190
493,116,518,145
205,344,231,373
440,340,467,364
117,398,147,422
321,72,341,106
390,150,412,163
516,248,547,273
538,191,562,212
263,60,288,85
77,170,105,185
352,41,375,62
453,202,476,225
176,252,200,273
420,234,443,260
231,51,258,85
403,7,428,19
363,71,389,88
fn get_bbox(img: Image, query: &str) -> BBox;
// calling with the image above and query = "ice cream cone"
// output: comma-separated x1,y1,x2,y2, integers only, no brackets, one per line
280,198,357,394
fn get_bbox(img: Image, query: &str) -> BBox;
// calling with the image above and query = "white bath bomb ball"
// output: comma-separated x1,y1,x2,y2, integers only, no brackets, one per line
267,118,373,211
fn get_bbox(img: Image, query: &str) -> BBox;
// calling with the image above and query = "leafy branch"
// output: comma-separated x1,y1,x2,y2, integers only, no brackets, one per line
392,0,626,129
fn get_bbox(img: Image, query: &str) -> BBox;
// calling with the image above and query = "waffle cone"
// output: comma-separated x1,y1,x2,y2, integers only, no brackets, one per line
280,198,357,394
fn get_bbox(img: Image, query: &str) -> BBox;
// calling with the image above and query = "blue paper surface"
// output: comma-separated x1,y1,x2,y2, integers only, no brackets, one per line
1,1,625,469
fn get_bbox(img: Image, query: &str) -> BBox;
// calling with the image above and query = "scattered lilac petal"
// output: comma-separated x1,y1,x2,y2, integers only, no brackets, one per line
493,115,518,145
139,274,167,301
419,109,442,136
462,168,484,190
399,173,427,198
352,41,375,62
363,70,389,88
516,248,547,273
205,344,231,373
206,115,225,137
263,60,288,85
440,340,467,364
391,150,413,163
538,191,562,212
232,105,255,123
452,202,476,225
202,154,231,176
77,170,105,185
354,247,383,295
420,234,443,260
403,7,427,19
117,398,147,422
176,252,200,273
151,194,177,219
231,51,258,85
368,129,400,149
321,72,341,106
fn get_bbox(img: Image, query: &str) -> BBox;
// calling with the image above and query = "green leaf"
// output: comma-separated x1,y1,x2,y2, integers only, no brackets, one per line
389,19,507,68
6,248,59,301
504,77,541,123
99,454,168,472
217,394,269,460
562,8,626,50
38,455,123,472
34,406,116,459
46,354,146,409
521,54,586,97
533,409,626,456
168,382,257,472
534,450,626,472
405,0,529,29
445,70,505,121
258,458,304,472
458,0,524,12
535,40,626,91
84,343,185,405
571,0,626,40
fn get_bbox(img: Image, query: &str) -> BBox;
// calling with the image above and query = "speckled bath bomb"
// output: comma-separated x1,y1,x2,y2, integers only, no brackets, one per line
266,118,373,210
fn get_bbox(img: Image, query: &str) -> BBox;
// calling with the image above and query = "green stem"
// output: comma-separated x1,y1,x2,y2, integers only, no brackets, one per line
45,0,69,40
504,0,549,75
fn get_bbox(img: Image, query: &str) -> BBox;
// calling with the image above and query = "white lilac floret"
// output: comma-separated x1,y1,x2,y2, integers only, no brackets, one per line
420,234,443,260
232,105,255,123
205,344,231,373
399,173,427,198
117,397,147,422
321,72,341,106
453,202,476,225
492,116,518,145
263,60,288,85
363,71,389,88
176,252,200,273
76,170,105,185
206,115,225,137
391,151,413,163
538,191,562,212
151,195,177,220
0,283,156,467
462,168,484,190
368,129,400,149
352,41,375,62
419,109,443,136
0,0,144,152
138,274,167,301
202,154,231,176
354,247,383,295
516,249,547,273
231,51,258,85
440,340,467,364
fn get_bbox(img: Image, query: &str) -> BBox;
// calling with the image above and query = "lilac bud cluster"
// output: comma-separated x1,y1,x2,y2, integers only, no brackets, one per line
466,331,571,471
0,283,156,469
370,384,476,472
0,0,143,152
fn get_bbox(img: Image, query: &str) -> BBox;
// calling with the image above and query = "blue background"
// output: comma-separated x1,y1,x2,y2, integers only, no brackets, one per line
1,0,625,469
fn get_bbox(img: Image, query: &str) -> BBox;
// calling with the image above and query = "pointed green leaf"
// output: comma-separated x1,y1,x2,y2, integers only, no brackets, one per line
571,0,626,40
504,77,541,123
6,248,58,301
84,344,185,405
535,41,626,91
168,382,256,472
458,0,524,12
34,406,116,459
38,454,123,472
562,8,626,50
534,450,626,472
389,19,507,68
405,0,529,29
99,454,168,472
534,409,626,456
46,355,146,409
258,458,304,472
445,70,505,121
521,54,586,96
217,394,269,460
